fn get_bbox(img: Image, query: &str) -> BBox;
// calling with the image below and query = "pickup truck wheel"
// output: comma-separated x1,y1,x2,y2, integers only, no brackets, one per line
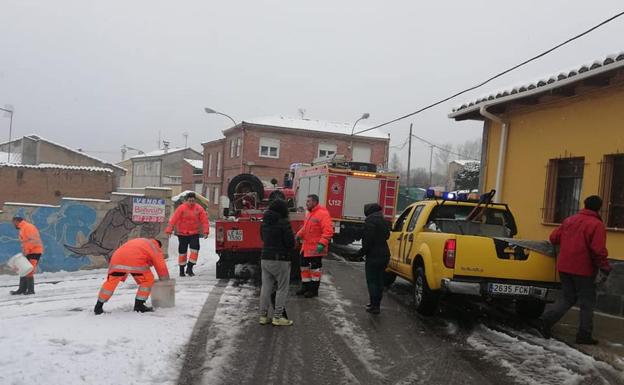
383,271,397,287
515,299,546,319
413,266,438,316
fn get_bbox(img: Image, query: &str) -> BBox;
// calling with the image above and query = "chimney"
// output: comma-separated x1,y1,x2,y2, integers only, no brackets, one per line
163,141,170,153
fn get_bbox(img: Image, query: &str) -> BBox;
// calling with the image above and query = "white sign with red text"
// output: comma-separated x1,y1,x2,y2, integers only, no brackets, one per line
132,197,166,223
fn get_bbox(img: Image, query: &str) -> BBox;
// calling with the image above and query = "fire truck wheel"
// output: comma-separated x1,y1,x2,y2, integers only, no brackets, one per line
216,261,232,279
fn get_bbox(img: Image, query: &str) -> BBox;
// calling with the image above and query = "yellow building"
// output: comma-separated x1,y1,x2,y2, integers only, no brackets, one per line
450,54,624,261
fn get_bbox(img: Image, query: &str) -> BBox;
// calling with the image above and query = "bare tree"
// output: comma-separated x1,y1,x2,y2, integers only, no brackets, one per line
390,153,402,174
456,138,481,160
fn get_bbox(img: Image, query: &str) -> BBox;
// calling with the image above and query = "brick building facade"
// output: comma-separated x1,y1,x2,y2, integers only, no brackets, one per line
202,117,389,217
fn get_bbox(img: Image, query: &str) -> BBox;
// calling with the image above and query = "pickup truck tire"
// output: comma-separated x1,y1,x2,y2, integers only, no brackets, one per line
413,266,438,316
383,271,397,287
515,299,546,319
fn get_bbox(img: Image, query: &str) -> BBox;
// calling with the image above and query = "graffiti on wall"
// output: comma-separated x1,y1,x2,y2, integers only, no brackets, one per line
0,196,162,273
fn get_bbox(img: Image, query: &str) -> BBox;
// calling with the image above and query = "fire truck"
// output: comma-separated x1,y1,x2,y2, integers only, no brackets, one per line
214,157,399,278
292,157,399,244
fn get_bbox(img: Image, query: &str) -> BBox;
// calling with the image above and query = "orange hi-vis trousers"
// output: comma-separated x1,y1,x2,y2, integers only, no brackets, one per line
300,256,322,283
26,258,38,278
178,235,200,266
97,271,155,303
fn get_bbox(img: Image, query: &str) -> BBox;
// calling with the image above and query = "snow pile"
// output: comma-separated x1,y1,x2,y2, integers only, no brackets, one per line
467,325,622,385
0,233,219,385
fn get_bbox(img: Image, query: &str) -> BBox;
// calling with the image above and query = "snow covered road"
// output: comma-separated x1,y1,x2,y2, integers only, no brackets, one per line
0,234,224,385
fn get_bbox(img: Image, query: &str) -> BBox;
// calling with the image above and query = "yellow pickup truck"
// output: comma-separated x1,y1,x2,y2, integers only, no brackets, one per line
386,194,560,317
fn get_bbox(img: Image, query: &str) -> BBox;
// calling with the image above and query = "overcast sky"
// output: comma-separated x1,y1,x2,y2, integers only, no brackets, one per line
1,1,623,168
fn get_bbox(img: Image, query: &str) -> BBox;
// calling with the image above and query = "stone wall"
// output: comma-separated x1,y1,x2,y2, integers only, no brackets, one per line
0,187,172,274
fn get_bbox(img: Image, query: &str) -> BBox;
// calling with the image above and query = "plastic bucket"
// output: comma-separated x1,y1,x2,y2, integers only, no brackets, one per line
7,253,34,277
151,279,175,308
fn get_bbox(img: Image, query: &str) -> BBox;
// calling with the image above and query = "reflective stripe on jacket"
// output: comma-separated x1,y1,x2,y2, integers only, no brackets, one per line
108,238,170,279
550,209,611,277
296,205,334,257
17,221,44,255
166,203,209,236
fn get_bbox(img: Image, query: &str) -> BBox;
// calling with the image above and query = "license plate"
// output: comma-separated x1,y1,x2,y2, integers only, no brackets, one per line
489,283,530,296
227,230,243,241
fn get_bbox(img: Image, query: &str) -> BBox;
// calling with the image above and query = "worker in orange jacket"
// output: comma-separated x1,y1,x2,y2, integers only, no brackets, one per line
295,194,334,298
94,238,170,314
166,192,209,277
10,216,43,296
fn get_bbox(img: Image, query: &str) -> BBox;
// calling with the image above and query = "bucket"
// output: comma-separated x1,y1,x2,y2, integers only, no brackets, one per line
7,253,34,277
151,279,175,308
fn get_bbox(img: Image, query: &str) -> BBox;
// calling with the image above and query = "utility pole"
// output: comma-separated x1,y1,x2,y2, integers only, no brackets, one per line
428,145,434,187
1,106,14,163
406,123,412,192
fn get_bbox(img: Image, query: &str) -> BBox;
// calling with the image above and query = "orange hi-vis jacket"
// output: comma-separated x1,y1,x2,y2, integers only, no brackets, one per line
166,202,209,236
296,204,334,258
108,238,169,279
17,221,44,255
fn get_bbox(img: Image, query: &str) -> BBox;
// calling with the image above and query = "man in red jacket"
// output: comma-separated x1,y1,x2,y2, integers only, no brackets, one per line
540,195,612,345
94,238,170,314
295,194,333,298
166,192,209,277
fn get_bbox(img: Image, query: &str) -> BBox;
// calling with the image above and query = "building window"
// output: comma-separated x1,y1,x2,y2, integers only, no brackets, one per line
543,157,584,223
259,138,280,159
352,144,372,163
216,152,222,177
213,186,220,205
230,140,235,158
236,137,241,157
318,143,337,158
207,153,213,177
600,154,624,228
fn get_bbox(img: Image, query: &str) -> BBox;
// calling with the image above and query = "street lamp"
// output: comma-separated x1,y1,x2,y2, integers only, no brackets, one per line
1,106,14,163
350,113,370,160
204,107,237,127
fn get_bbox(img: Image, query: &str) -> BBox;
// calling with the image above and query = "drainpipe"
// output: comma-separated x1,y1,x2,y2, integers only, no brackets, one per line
479,106,508,203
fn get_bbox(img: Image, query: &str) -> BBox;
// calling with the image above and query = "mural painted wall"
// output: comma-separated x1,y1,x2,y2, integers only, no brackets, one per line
0,190,171,274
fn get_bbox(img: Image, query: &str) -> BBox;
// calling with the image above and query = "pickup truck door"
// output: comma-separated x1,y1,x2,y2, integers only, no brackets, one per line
398,205,425,276
388,206,413,271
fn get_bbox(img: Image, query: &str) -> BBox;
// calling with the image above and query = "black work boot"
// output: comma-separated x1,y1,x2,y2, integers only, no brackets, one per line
304,281,319,298
94,301,105,315
576,332,599,345
296,282,310,296
186,262,195,277
179,265,186,277
134,299,154,313
10,277,27,295
24,277,35,295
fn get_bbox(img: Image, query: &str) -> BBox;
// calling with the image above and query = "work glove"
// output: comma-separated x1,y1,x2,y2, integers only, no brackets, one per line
316,243,325,253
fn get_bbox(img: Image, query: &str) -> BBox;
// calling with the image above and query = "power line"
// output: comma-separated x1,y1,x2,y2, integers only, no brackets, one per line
410,134,479,161
355,10,624,136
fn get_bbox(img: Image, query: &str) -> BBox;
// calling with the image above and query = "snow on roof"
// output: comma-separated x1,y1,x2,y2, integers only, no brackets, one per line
242,116,389,139
184,158,203,169
131,147,197,159
452,159,480,166
0,151,21,163
0,162,114,172
21,134,126,172
450,52,624,117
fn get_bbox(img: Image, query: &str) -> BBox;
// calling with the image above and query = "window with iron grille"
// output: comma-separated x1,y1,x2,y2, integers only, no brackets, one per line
599,154,624,228
543,157,584,223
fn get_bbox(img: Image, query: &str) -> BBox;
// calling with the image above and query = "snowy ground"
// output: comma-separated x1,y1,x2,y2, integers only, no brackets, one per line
0,231,229,385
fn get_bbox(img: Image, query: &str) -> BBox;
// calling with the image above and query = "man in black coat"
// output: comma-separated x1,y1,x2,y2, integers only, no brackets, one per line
358,203,391,314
